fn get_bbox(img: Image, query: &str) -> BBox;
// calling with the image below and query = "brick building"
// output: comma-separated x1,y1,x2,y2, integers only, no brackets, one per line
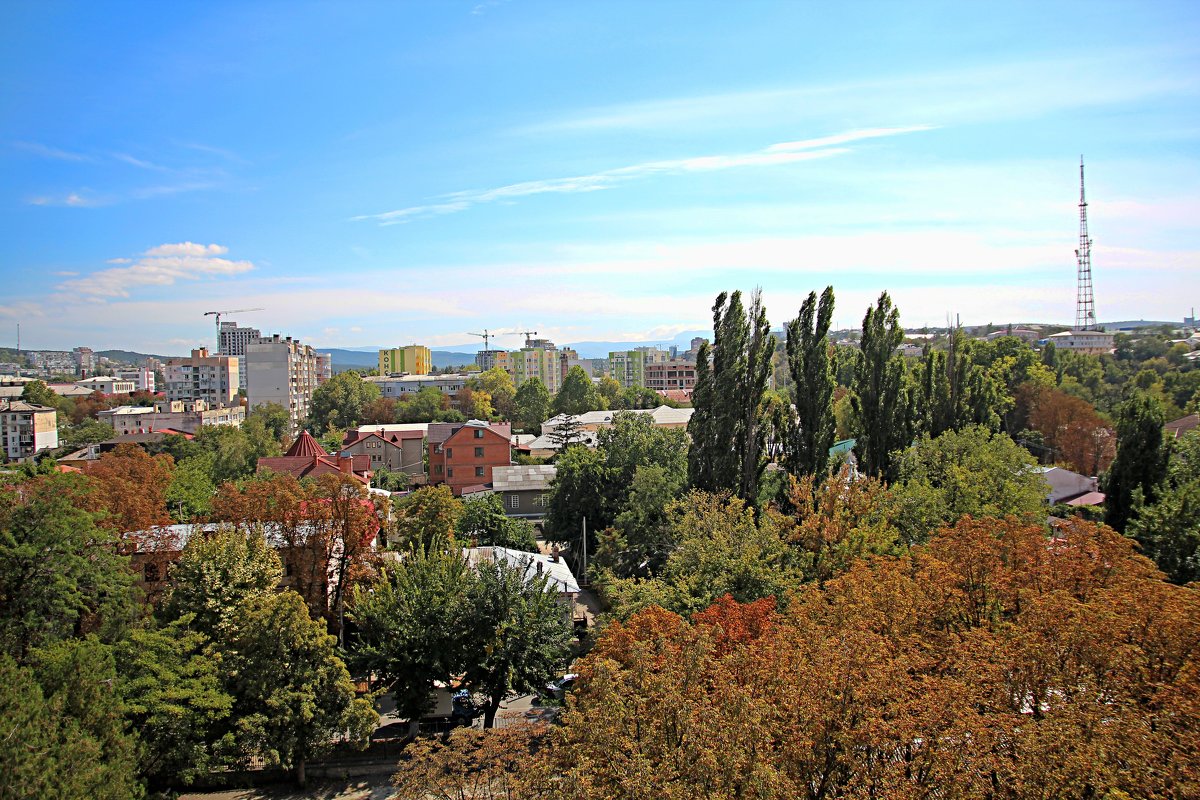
427,419,512,496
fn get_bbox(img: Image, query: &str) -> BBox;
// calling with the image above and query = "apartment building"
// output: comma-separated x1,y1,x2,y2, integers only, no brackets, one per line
378,345,432,375
476,349,511,372
608,350,646,388
1046,329,1116,355
72,346,95,377
115,366,155,392
365,373,471,398
245,335,321,432
218,321,262,390
644,360,697,395
0,400,59,462
511,338,560,393
165,348,239,405
99,399,245,436
341,428,425,477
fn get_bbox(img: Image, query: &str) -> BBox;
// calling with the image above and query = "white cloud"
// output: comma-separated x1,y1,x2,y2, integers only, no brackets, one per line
353,126,930,224
11,141,91,161
57,242,253,299
0,301,48,319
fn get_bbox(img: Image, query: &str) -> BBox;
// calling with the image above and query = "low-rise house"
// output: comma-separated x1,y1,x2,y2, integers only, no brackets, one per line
491,464,557,521
427,419,512,496
1046,329,1116,355
257,430,372,484
540,405,693,436
341,428,425,478
462,546,581,621
0,400,59,462
75,376,136,395
1165,414,1199,440
1040,466,1105,506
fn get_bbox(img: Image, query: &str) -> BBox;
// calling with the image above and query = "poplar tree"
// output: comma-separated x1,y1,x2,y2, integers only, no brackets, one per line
784,286,836,485
687,289,775,503
850,292,909,481
1103,392,1169,532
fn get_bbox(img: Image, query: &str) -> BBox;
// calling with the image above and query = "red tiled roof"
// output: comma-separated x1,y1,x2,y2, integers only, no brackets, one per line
286,429,327,458
257,452,372,484
343,428,424,447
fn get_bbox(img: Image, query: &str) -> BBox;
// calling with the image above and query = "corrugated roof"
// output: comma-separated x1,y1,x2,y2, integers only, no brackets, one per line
463,546,579,594
492,464,557,491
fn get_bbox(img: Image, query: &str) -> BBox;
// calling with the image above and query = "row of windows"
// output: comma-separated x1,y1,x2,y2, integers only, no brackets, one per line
443,466,487,478
444,446,488,458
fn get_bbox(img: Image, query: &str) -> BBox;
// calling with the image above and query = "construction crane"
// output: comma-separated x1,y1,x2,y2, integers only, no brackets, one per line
204,308,264,353
518,329,538,345
467,330,494,351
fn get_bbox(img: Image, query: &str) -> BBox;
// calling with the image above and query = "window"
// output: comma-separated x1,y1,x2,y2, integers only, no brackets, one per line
475,466,485,477
143,562,161,582
508,494,520,509
474,429,484,439
435,464,443,474
446,447,453,458
447,468,455,478
474,446,484,457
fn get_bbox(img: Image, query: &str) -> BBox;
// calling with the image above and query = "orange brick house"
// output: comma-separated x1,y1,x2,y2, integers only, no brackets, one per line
427,420,512,496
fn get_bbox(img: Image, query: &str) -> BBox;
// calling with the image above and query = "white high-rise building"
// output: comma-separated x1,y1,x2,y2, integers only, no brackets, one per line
219,321,262,390
245,334,321,432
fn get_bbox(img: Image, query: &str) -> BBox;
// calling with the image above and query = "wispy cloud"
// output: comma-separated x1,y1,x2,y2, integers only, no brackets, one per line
57,242,255,299
11,141,92,162
112,152,171,171
26,191,106,208
353,126,932,224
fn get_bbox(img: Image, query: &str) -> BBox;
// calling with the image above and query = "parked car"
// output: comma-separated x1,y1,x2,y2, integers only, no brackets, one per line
543,673,578,701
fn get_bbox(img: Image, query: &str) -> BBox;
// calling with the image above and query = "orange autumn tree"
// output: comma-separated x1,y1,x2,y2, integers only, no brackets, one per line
85,444,175,546
505,515,1200,800
210,472,381,634
1022,383,1116,475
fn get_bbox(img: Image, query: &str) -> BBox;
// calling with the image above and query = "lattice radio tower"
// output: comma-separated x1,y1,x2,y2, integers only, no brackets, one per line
1074,157,1097,331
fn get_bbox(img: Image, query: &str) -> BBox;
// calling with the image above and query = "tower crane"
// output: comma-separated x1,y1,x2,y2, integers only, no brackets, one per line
204,308,264,353
467,330,493,351
518,329,538,345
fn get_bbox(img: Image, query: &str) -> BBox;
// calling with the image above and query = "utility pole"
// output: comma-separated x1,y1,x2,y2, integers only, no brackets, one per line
580,517,588,586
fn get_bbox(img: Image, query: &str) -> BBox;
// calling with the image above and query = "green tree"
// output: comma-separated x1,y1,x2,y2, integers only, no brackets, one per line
513,377,552,434
20,378,59,408
166,451,217,520
398,386,452,423
597,375,623,407
308,370,381,431
392,485,464,549
116,618,234,787
543,444,618,553
193,423,281,485
225,591,377,785
599,411,689,485
349,539,473,720
471,367,517,420
554,365,606,416
161,527,283,637
889,426,1047,545
460,493,538,551
602,464,685,577
688,289,775,502
245,401,293,446
0,475,134,661
850,291,910,480
784,286,836,486
463,558,573,728
1,644,143,800
58,418,115,450
1127,429,1200,583
1103,392,1169,532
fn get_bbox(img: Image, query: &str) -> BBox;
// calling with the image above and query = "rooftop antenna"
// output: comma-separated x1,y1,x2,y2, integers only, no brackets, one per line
203,308,264,353
1074,157,1097,331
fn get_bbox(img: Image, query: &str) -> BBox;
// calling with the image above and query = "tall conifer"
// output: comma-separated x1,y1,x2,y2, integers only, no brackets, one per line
784,286,836,485
850,292,909,481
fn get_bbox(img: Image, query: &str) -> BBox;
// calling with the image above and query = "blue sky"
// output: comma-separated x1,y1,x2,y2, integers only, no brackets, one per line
2,1,1198,354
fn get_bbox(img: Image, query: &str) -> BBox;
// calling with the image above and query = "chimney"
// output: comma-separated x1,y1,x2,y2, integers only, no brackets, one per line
338,456,353,475
536,560,543,574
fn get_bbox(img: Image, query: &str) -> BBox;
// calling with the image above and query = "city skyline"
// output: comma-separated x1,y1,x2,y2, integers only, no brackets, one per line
2,2,1198,352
